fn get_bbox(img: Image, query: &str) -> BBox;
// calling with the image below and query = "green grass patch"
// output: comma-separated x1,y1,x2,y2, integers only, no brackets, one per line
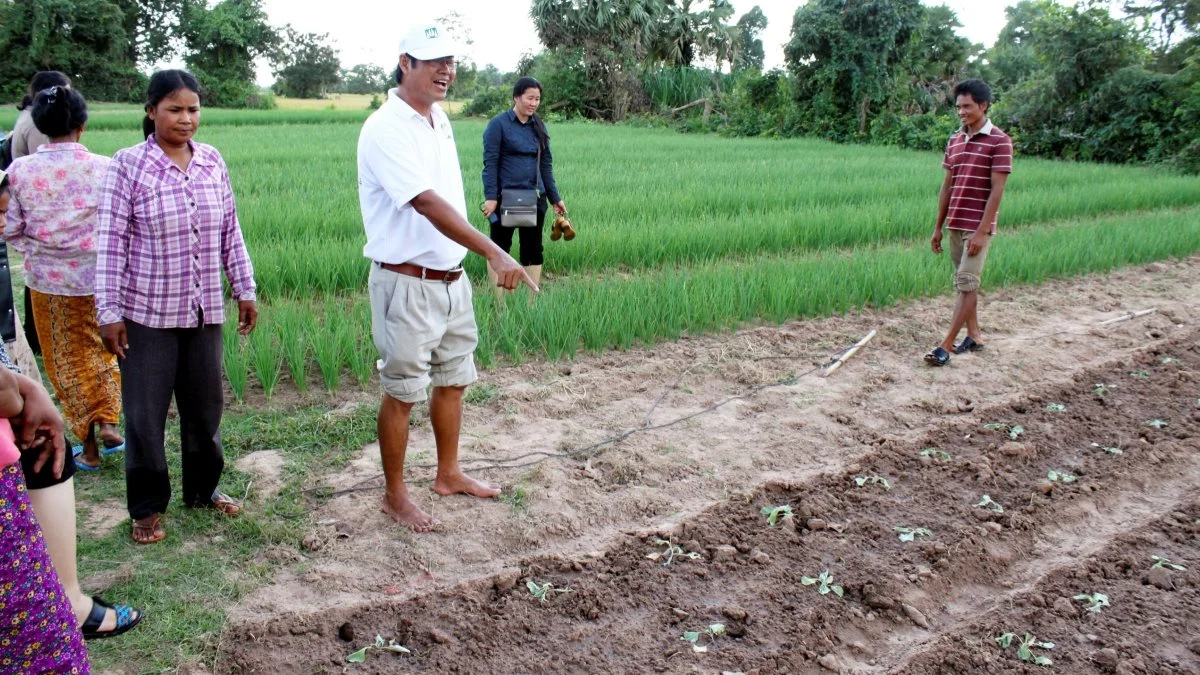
76,402,378,671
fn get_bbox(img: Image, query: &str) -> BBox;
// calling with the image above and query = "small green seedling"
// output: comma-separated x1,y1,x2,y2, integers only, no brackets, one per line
1046,470,1078,484
1130,370,1150,379
1144,418,1168,428
526,580,571,602
500,484,530,513
893,526,932,542
800,570,844,597
975,495,1004,513
647,538,702,566
984,422,1024,440
680,623,726,653
1161,356,1180,365
1073,592,1109,613
995,632,1054,666
919,448,952,462
1045,402,1066,412
760,505,794,526
1092,383,1113,397
1151,555,1186,571
347,634,411,663
854,475,892,491
1089,442,1123,455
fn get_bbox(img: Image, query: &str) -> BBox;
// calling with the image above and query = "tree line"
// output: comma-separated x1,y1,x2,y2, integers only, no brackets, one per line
509,0,1199,172
3,0,1196,171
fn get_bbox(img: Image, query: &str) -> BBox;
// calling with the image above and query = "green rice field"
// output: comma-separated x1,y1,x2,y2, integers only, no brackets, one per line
6,106,1200,398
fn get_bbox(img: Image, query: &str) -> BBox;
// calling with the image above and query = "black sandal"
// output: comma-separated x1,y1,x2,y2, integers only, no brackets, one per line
81,596,143,640
953,336,985,354
924,346,951,366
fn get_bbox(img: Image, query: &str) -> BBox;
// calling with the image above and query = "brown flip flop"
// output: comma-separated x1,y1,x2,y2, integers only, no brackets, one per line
208,492,243,517
131,514,165,545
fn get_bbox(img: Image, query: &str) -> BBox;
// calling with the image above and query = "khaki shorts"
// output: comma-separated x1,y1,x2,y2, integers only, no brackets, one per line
948,229,992,292
368,265,478,403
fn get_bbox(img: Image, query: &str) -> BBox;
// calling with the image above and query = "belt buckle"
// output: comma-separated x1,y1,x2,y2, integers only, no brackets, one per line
444,267,463,284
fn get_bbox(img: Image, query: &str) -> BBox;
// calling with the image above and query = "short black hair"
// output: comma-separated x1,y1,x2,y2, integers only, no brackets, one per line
395,54,421,85
19,71,71,111
953,79,993,106
31,86,89,138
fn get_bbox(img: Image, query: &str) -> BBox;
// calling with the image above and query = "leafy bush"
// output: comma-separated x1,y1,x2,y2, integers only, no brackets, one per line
462,87,510,118
869,111,958,151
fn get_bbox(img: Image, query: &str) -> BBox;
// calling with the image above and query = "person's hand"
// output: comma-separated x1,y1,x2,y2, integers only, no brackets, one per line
930,227,943,254
14,377,66,479
100,321,128,359
487,251,538,292
967,230,988,257
238,300,258,336
481,200,498,219
553,201,567,217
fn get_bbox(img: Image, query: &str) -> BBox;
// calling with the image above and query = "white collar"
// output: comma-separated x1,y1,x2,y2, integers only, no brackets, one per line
960,119,994,138
386,88,443,126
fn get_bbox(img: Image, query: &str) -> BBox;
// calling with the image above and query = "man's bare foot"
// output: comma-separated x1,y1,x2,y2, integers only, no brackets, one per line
432,472,501,499
381,495,439,532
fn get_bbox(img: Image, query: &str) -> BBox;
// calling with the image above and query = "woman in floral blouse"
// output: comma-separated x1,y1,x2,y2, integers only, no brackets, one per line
4,86,123,472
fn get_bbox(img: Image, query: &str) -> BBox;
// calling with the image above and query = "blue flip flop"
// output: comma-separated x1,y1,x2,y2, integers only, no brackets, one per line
71,445,101,472
101,442,125,456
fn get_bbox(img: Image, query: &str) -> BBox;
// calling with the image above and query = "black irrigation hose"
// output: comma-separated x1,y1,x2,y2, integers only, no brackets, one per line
301,311,1166,505
303,354,838,503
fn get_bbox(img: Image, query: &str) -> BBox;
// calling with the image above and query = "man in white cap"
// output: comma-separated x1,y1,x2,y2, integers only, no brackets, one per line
358,22,535,531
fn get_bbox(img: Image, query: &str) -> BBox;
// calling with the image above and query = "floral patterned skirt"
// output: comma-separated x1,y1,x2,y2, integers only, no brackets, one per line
0,464,89,673
29,291,121,443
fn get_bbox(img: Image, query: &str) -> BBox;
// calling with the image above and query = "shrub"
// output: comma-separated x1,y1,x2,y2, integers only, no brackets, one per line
462,86,510,118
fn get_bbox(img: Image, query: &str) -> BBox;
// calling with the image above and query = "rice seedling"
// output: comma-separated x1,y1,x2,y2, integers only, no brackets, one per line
310,308,348,395
346,300,374,387
248,327,281,400
276,306,310,394
57,113,1200,395
222,319,250,403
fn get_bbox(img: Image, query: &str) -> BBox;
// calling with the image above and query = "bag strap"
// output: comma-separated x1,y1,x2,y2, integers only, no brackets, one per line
535,132,543,198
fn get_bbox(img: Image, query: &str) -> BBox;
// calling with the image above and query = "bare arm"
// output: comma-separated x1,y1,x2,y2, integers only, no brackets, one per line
966,171,1010,256
409,190,537,291
12,373,66,478
935,169,953,230
978,171,1009,234
0,367,22,418
931,169,953,253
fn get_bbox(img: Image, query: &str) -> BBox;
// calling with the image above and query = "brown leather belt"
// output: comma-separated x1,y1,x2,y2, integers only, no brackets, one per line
377,261,463,282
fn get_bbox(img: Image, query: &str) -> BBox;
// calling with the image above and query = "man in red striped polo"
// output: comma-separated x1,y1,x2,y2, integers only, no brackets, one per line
925,79,1013,367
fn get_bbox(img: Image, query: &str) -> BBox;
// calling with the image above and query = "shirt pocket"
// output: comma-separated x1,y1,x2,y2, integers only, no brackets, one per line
132,186,172,240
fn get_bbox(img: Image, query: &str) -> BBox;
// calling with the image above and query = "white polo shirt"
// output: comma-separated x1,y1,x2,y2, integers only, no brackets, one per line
358,89,468,270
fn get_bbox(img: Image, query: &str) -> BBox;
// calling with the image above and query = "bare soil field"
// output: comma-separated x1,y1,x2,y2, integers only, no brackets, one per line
221,258,1200,673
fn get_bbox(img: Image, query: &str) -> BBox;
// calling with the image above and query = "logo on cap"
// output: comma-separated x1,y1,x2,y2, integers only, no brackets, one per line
425,27,439,39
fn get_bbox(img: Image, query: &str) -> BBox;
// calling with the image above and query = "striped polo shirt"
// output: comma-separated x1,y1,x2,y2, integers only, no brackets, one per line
941,120,1013,233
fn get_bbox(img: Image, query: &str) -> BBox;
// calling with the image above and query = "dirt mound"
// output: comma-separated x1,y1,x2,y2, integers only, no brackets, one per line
223,331,1200,672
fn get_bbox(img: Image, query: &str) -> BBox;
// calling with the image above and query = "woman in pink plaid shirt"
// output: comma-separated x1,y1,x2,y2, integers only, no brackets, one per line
95,70,259,545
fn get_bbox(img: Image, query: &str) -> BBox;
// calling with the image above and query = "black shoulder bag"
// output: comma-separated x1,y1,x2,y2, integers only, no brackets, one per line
500,140,541,228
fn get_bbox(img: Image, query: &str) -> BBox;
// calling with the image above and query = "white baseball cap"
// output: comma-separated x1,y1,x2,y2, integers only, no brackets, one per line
399,23,463,60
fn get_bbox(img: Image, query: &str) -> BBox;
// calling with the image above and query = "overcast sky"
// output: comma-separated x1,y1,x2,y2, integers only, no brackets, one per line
253,1,1110,85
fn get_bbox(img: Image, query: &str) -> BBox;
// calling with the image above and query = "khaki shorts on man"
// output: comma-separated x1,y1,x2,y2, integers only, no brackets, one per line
947,229,991,293
369,264,478,403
